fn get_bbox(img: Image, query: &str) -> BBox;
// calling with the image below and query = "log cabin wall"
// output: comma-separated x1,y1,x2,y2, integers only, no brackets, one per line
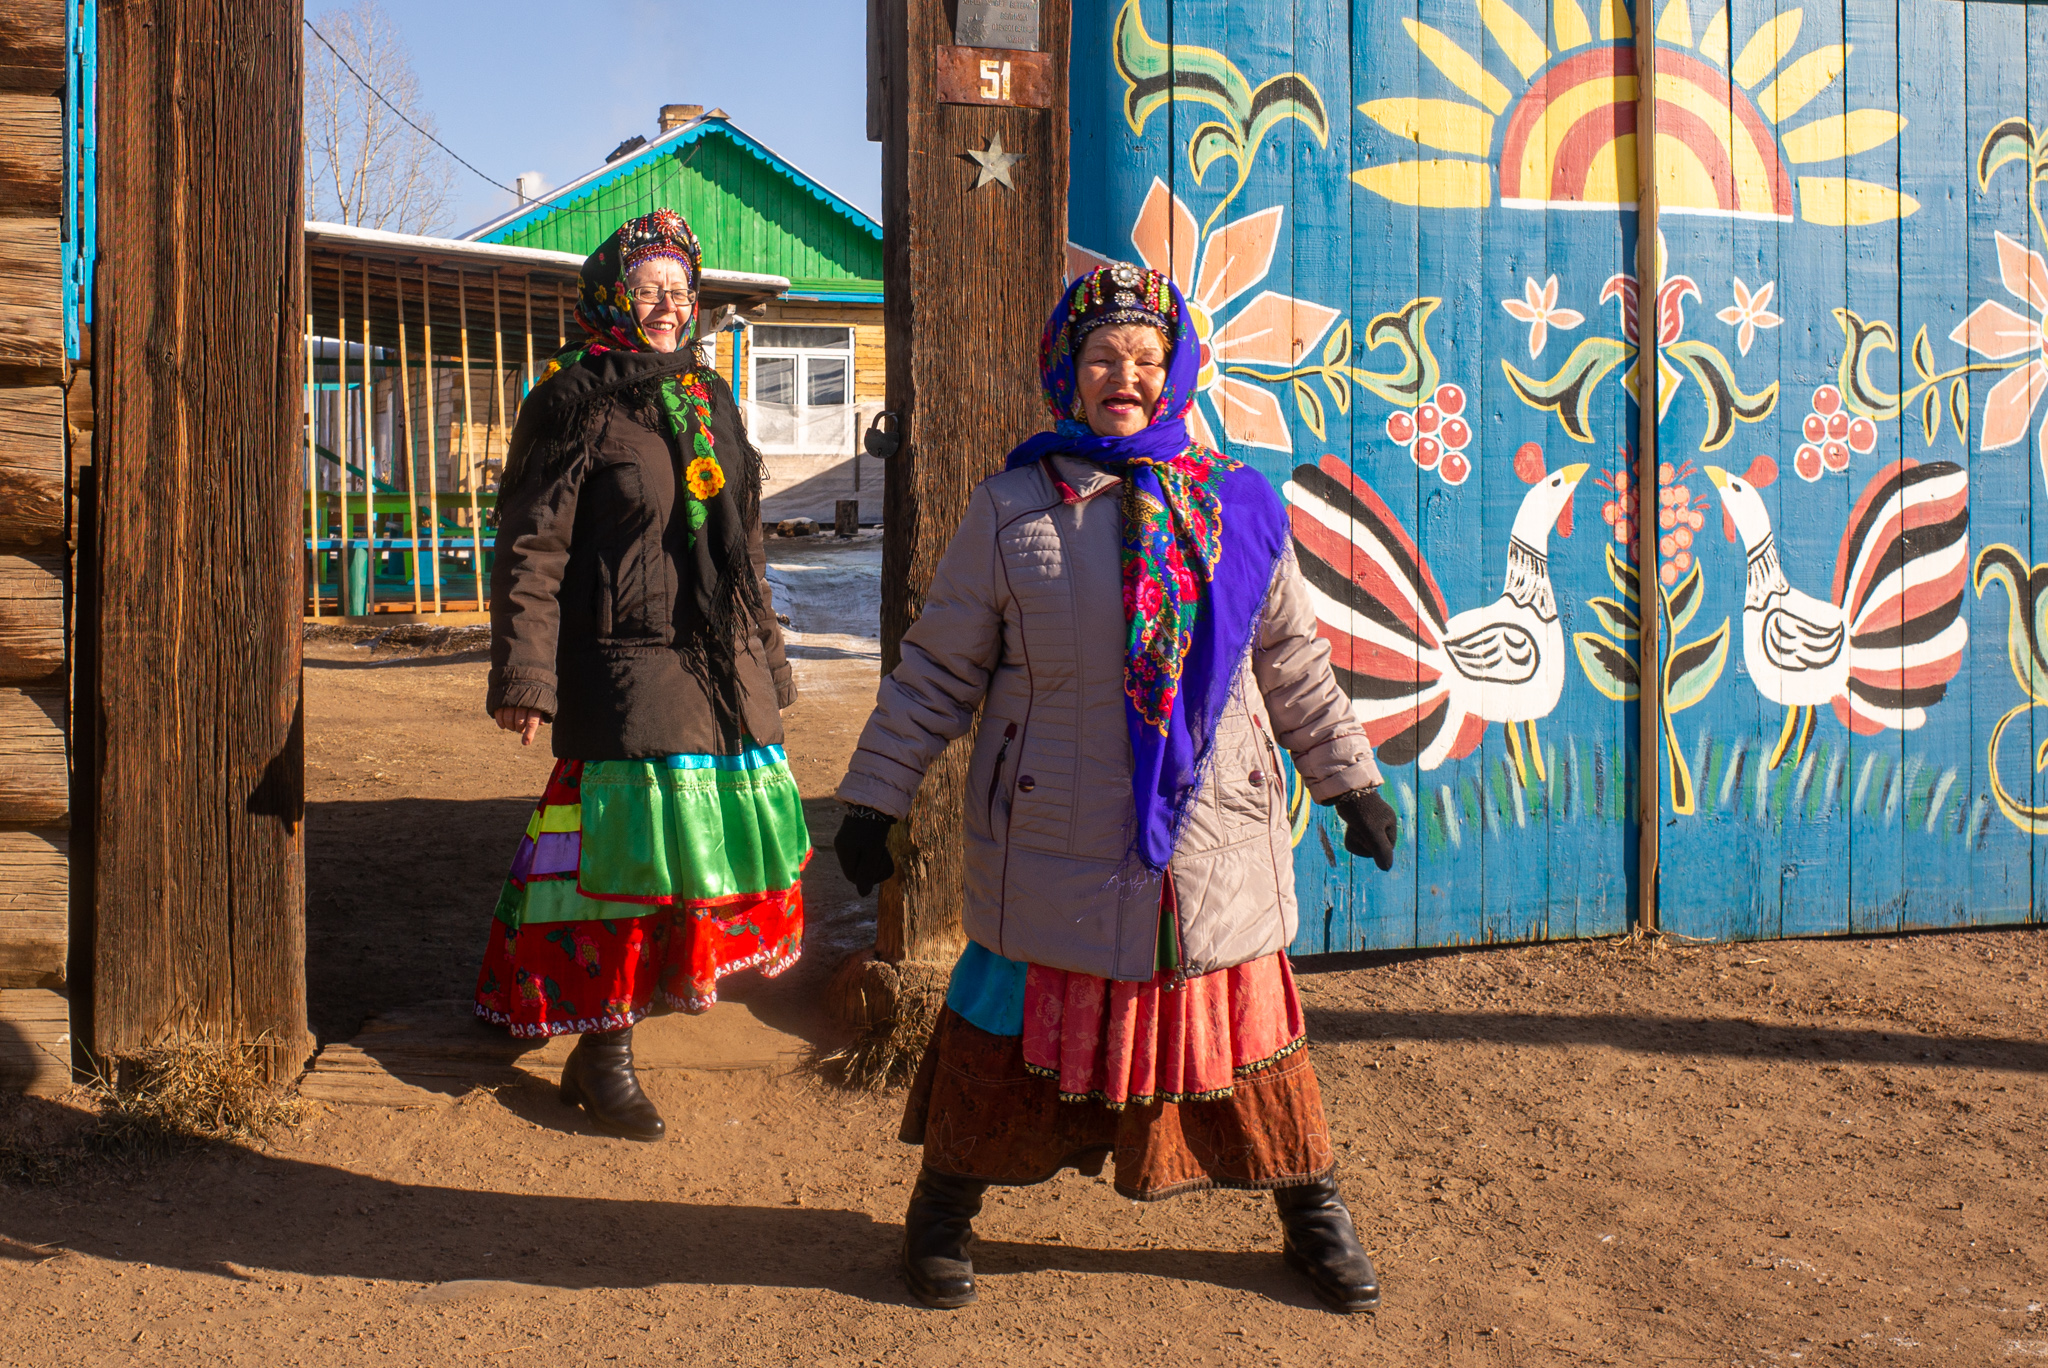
0,0,74,1094
86,0,309,1078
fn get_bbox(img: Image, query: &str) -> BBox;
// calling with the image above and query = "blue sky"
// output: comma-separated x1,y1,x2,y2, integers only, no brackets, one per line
311,0,881,234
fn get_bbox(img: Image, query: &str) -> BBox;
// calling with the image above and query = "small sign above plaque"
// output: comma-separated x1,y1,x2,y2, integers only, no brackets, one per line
936,46,1053,110
954,0,1039,52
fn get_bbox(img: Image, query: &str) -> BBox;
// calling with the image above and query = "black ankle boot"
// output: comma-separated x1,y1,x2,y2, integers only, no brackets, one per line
1274,1178,1380,1313
902,1168,986,1309
559,1027,665,1142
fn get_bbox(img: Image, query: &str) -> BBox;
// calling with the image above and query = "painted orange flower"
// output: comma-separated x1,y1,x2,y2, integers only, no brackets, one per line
1951,232,2048,468
686,455,725,501
1069,177,1339,453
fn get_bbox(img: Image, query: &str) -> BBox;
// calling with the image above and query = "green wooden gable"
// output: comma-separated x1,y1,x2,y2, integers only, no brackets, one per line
468,119,881,301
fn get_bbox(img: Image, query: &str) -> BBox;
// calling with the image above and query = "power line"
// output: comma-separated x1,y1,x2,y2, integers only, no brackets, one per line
303,18,519,198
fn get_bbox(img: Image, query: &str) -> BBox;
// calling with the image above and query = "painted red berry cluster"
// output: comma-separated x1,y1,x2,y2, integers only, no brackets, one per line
1655,460,1710,587
1385,383,1474,485
1794,385,1877,481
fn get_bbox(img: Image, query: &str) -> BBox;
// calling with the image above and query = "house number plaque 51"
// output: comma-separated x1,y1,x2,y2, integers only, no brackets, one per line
935,45,1052,109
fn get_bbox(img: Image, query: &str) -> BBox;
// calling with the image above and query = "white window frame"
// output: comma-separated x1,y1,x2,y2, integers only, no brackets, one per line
747,325,855,452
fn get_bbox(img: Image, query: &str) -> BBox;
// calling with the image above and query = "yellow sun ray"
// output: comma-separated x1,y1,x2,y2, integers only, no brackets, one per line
1352,159,1495,207
1728,11,1810,89
1698,8,1730,66
1479,0,1551,80
1403,18,1514,115
1656,0,1694,49
1732,10,1803,89
1597,0,1632,42
1757,44,1851,123
1799,177,1919,225
1553,0,1593,51
1781,110,1907,164
1360,98,1497,156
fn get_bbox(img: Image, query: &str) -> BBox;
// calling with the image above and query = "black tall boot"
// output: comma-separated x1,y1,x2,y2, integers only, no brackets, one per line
902,1168,987,1309
558,1027,665,1142
1274,1177,1381,1313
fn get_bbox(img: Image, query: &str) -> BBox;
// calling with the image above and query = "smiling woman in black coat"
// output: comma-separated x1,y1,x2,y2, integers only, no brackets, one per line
473,209,811,1142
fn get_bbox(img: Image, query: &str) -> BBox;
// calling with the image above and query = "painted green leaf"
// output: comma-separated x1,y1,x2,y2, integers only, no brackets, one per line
1665,619,1731,714
1501,337,1632,444
1664,560,1704,636
1664,710,1698,816
1588,596,1639,641
1244,72,1331,154
1910,325,1937,383
1115,0,1252,135
1664,340,1779,451
1293,378,1327,440
1189,123,1247,185
1576,632,1640,701
1320,367,1351,414
1605,542,1639,603
1979,116,2037,192
1351,298,1443,408
1950,377,1970,446
1323,318,1353,369
1833,308,1905,420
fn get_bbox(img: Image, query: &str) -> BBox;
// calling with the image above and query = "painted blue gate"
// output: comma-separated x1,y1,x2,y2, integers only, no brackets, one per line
1066,0,2047,951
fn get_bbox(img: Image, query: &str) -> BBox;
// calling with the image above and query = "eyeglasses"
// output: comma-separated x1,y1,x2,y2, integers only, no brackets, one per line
629,285,695,307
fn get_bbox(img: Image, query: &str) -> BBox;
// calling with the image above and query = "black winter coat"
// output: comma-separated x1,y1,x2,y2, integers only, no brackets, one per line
484,352,794,759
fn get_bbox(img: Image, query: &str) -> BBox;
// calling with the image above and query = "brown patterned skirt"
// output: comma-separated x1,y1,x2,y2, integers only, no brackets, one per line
900,1007,1337,1201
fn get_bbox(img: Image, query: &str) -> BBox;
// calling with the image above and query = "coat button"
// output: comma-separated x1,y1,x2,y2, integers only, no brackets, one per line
1249,770,1265,786
1017,775,1036,792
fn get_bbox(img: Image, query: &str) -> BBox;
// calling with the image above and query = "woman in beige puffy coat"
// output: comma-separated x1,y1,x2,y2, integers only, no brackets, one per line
833,265,1401,1314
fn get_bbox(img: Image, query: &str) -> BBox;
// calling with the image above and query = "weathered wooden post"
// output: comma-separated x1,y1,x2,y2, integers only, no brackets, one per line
85,0,309,1079
850,0,1069,1022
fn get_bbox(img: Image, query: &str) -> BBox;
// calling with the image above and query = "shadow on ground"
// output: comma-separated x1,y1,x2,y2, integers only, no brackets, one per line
306,795,870,1054
0,1092,1304,1308
1303,1006,2048,1072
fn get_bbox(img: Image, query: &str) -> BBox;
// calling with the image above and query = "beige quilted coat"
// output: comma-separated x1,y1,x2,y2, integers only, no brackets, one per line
838,456,1381,981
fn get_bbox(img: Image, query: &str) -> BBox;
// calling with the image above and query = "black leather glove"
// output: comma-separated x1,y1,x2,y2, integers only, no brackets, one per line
833,805,897,896
1333,787,1400,872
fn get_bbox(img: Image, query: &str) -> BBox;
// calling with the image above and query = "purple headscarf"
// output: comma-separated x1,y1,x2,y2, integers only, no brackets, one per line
1005,265,1290,873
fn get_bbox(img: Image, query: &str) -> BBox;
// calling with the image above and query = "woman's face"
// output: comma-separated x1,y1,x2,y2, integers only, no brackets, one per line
626,257,695,353
1076,324,1168,437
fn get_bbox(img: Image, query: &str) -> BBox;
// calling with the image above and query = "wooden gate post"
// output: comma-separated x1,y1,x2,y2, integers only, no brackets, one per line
870,0,1069,972
86,0,308,1079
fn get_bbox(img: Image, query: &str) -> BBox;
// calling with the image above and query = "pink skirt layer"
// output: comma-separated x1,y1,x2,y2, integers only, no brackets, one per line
1020,951,1308,1108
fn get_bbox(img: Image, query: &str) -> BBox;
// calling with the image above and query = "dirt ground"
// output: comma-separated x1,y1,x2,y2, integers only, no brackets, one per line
8,531,2048,1365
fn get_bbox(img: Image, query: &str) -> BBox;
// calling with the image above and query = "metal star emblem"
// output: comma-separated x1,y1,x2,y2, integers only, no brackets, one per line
963,133,1024,191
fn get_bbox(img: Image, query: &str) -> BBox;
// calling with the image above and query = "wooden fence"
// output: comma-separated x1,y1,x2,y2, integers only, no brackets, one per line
301,223,787,617
1069,0,2048,950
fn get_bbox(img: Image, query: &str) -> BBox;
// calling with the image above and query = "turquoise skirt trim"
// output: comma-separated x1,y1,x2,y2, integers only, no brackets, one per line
946,940,1028,1038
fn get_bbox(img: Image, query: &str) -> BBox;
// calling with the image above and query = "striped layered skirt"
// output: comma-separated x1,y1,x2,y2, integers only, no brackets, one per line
474,743,811,1038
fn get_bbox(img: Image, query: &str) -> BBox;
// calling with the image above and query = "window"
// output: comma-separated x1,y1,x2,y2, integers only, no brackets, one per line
747,325,856,450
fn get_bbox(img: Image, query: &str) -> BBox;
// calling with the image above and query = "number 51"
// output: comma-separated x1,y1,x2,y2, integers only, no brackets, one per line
978,59,1013,102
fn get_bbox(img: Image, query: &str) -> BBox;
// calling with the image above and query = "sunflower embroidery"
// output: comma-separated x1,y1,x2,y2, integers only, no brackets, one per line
687,454,725,501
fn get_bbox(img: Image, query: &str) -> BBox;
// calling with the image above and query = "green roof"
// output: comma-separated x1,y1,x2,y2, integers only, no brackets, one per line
467,120,881,293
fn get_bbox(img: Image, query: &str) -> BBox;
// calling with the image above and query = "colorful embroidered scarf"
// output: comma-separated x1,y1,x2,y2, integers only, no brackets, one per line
1004,265,1290,873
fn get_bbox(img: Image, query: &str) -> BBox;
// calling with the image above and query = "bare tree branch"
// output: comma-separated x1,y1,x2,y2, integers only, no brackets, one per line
305,1,454,235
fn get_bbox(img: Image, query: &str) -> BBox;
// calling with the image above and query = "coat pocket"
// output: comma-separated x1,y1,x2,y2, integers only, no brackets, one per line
1213,700,1273,833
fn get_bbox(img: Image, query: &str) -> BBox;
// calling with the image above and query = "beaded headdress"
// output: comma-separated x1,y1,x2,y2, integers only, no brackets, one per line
616,207,702,285
1067,262,1176,346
